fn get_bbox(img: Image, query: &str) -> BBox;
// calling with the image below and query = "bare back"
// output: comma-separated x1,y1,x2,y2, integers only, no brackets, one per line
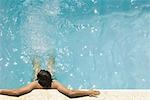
34,80,57,89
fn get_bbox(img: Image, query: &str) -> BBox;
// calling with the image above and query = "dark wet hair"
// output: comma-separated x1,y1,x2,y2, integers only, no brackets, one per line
37,70,53,89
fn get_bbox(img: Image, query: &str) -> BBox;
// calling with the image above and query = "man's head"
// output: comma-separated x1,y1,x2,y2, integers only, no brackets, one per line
37,70,52,88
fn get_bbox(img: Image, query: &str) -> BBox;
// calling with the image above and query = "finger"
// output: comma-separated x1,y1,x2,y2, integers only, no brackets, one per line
89,94,98,97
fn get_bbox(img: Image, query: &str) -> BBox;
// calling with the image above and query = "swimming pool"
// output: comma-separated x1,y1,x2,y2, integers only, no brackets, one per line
0,0,150,89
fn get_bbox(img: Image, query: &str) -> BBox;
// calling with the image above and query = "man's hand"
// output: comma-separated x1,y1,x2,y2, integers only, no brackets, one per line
88,90,100,97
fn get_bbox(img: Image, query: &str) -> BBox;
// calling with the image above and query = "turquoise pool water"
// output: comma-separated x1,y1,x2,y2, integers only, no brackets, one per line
0,0,150,89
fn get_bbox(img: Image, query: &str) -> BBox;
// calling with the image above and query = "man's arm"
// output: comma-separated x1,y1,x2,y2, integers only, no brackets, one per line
0,82,37,97
53,80,100,98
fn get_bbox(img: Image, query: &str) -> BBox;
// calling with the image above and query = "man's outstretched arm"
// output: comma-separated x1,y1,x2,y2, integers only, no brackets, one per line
0,82,37,97
53,80,100,98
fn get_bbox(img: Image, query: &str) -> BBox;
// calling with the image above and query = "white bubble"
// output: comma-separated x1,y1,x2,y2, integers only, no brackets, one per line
142,78,146,82
13,62,17,65
66,52,70,56
5,62,9,67
0,31,2,37
20,56,29,63
99,53,103,56
78,85,83,89
6,58,10,61
114,71,118,75
24,61,28,63
91,27,94,30
20,56,24,59
91,27,98,33
95,28,98,31
91,0,97,4
19,79,23,82
91,29,94,33
10,71,14,74
80,54,83,56
81,24,85,29
82,45,88,51
12,48,18,52
13,17,18,23
131,0,135,4
92,85,96,88
22,72,25,74
70,73,73,77
84,45,87,49
117,62,121,65
21,51,26,55
135,6,138,9
0,58,3,61
76,68,80,71
94,9,98,14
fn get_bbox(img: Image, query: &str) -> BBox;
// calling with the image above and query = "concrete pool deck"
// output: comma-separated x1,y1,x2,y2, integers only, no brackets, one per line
0,89,150,100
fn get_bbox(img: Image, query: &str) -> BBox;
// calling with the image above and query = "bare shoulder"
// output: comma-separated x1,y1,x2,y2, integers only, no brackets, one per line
51,80,61,89
29,81,43,89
